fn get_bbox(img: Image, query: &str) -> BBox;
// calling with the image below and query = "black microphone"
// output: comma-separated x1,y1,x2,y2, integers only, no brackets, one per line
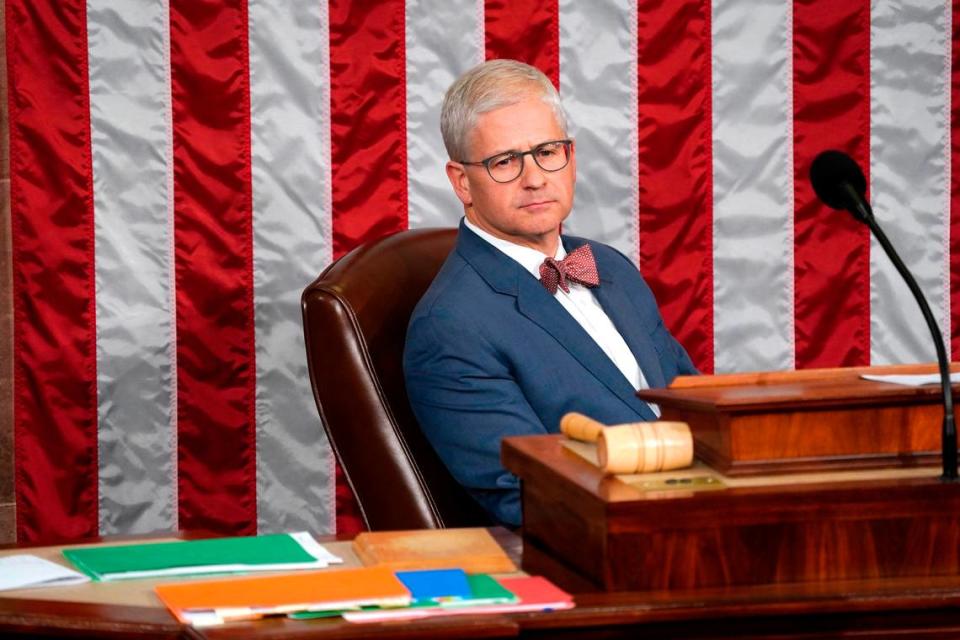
809,149,958,481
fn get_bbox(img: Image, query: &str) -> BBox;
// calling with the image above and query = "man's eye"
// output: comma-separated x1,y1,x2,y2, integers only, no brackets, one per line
537,144,561,157
491,155,515,168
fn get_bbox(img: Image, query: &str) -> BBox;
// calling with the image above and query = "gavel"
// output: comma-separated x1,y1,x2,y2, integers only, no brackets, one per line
560,412,693,475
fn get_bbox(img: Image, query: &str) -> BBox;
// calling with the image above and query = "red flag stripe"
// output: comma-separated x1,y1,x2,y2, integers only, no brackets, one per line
170,0,257,534
951,0,960,361
327,0,408,534
8,0,99,543
636,0,715,374
329,0,408,261
792,0,872,368
484,0,559,88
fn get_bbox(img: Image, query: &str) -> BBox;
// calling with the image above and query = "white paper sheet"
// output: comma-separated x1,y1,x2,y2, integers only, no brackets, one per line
0,555,90,591
861,373,960,387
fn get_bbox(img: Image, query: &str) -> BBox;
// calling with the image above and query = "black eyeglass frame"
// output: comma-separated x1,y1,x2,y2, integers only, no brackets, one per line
458,139,573,183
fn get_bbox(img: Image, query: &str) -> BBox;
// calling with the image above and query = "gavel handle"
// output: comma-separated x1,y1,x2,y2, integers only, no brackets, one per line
560,412,606,443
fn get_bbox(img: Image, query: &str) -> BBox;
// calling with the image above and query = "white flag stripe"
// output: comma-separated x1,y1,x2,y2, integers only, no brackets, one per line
248,0,335,534
558,0,638,260
711,0,795,373
162,0,178,534
870,0,951,364
405,0,484,229
88,0,177,535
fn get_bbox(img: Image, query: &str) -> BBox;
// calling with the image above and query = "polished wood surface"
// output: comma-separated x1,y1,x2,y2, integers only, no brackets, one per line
637,364,955,475
5,526,960,638
0,598,194,640
667,362,959,388
8,574,960,639
504,434,960,593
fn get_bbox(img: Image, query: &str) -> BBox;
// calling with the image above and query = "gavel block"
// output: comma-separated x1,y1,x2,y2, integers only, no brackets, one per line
560,412,693,474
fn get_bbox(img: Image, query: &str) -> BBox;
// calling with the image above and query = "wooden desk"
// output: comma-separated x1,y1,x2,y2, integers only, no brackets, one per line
504,434,960,591
637,364,957,475
0,534,523,639
5,527,960,638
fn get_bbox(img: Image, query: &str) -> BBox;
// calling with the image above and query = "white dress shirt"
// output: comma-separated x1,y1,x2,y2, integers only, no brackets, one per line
464,218,659,416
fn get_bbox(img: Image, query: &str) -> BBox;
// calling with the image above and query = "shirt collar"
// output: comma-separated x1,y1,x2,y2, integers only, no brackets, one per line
463,217,566,281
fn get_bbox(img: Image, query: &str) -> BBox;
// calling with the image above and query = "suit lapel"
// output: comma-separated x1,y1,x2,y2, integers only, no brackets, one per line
457,224,654,418
591,271,666,390
514,276,644,411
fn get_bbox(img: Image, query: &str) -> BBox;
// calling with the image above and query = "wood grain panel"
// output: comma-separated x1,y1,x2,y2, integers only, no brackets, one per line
606,510,960,590
505,434,960,592
0,504,13,546
639,367,952,475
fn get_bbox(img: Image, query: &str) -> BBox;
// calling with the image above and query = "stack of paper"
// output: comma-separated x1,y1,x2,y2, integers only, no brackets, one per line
63,532,341,581
154,564,574,626
155,566,411,626
340,574,574,623
288,568,520,621
0,555,90,591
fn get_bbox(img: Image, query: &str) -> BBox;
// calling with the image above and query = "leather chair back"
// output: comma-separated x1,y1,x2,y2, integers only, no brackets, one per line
302,228,492,530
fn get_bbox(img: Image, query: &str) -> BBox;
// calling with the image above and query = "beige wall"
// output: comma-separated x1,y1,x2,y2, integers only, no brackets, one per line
1,0,15,545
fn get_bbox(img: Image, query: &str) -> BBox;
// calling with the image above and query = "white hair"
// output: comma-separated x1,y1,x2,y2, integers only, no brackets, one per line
440,59,569,161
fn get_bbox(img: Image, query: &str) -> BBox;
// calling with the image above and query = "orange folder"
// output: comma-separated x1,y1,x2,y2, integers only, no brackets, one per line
155,566,410,624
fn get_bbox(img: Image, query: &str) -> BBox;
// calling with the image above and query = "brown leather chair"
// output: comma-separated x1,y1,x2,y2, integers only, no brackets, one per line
302,228,493,530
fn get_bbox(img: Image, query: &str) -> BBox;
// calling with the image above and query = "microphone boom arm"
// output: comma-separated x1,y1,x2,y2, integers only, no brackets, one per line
858,198,958,480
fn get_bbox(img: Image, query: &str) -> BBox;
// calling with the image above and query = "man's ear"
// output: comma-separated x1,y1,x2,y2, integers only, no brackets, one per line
446,161,472,207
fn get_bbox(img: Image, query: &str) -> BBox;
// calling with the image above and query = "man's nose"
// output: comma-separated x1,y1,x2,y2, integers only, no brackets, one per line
519,154,547,188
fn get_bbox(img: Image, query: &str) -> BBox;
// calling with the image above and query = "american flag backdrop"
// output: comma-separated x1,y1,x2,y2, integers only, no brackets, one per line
5,0,960,543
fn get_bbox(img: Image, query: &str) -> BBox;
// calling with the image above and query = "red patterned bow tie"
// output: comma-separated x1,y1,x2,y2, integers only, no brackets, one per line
539,244,600,294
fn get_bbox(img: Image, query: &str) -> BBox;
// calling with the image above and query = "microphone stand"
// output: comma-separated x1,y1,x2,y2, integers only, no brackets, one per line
844,184,958,480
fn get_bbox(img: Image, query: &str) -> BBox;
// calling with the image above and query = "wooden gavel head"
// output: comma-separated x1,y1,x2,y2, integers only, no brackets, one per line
560,412,693,475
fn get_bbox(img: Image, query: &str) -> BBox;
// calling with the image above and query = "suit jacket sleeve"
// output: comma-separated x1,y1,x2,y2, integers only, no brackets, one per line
403,308,548,526
655,315,698,378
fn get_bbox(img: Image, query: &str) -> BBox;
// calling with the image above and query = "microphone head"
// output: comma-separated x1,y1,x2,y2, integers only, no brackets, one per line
809,150,867,212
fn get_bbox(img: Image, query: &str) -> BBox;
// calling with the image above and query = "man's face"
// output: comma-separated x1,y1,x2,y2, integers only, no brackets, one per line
446,96,576,255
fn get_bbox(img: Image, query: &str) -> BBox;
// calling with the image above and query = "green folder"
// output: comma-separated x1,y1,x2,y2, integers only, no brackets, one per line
452,573,517,606
63,533,337,581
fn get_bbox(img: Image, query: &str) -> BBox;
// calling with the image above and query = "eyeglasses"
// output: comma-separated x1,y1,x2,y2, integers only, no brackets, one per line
459,139,573,183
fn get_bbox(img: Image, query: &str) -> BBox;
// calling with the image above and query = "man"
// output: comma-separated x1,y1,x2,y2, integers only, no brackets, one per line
403,59,697,526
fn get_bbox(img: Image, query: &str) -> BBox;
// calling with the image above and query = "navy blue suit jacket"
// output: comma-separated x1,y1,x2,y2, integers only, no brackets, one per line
403,222,697,525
